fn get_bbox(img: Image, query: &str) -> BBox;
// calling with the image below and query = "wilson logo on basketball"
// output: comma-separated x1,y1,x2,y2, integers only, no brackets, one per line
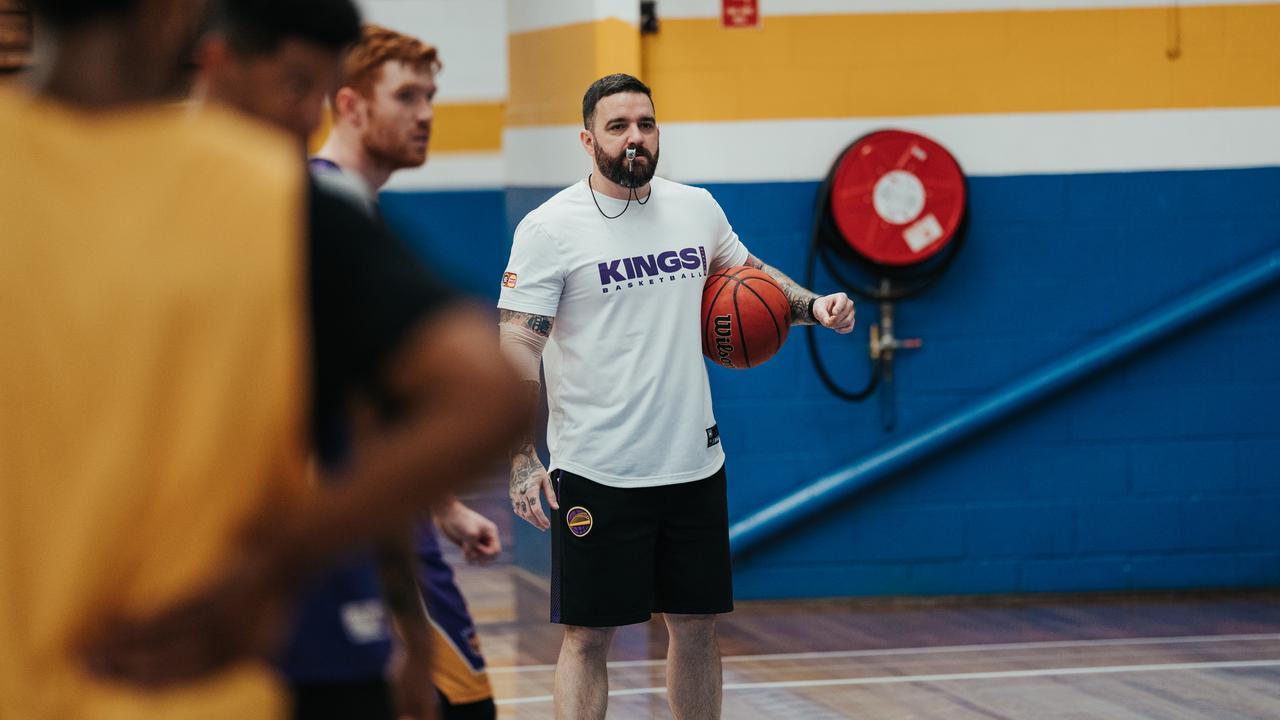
713,315,735,368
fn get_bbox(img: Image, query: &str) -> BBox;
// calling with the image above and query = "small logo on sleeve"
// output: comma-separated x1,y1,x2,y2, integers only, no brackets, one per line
565,506,593,537
502,271,518,289
706,424,720,448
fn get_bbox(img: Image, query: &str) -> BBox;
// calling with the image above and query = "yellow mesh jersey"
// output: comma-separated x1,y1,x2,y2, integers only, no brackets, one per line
0,85,309,720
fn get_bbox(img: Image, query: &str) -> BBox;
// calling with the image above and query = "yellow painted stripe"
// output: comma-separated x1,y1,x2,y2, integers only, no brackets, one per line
433,101,505,152
307,105,333,155
308,101,505,154
508,19,641,127
508,3,1280,126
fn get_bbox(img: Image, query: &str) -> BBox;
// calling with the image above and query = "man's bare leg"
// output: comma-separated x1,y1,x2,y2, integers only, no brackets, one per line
554,624,615,720
664,614,721,720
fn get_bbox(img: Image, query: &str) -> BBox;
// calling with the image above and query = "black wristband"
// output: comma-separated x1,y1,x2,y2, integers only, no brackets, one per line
807,295,818,321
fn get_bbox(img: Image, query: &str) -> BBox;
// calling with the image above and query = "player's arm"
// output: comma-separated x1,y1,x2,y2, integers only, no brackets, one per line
744,254,855,333
374,535,430,645
84,306,530,687
302,306,531,550
498,309,560,531
374,533,437,720
85,183,533,685
280,307,532,575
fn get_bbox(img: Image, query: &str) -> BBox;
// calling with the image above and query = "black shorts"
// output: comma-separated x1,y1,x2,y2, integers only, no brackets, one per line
291,679,393,720
550,464,734,627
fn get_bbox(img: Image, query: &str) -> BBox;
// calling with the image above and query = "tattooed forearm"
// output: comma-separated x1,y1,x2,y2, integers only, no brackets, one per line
509,379,542,493
499,309,553,337
508,379,550,521
498,307,548,465
499,314,552,519
745,255,819,325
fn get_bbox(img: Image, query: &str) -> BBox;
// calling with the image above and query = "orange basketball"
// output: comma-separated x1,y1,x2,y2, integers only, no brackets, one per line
701,266,792,369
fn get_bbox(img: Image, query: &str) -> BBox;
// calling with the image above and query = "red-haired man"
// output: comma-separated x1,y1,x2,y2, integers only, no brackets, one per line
313,25,501,720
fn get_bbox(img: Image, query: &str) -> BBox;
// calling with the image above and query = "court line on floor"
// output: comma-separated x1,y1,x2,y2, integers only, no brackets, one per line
485,632,1280,674
494,658,1280,706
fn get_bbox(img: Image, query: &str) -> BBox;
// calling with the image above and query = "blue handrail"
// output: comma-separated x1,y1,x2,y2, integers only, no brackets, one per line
730,247,1280,557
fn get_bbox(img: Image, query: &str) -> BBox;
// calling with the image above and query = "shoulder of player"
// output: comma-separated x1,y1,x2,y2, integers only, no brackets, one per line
0,83,24,127
311,167,377,217
512,214,557,248
181,107,302,196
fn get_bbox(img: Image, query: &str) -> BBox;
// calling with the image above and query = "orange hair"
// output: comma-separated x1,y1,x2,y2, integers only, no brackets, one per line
341,24,441,97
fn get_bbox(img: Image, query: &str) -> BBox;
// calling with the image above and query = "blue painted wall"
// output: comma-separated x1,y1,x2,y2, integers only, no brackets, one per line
380,189,507,300
383,167,1280,600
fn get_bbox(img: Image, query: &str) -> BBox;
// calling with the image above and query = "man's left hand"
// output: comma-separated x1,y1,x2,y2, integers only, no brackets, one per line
813,293,855,334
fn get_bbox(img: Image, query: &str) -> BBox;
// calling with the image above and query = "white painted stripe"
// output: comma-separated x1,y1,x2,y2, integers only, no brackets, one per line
503,126,589,186
382,151,504,191
495,658,1280,705
657,0,1280,20
485,632,1280,674
505,107,1280,185
507,0,639,35
357,0,507,103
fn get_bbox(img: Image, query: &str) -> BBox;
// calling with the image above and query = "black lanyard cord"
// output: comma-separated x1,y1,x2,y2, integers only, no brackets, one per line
588,164,650,219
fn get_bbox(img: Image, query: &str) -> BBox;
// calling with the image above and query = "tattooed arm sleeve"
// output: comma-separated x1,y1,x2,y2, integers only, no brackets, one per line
498,309,556,524
744,254,820,325
498,309,552,381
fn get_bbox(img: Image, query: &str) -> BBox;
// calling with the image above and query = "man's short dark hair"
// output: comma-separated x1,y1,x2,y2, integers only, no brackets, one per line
582,73,653,129
209,0,361,57
26,0,140,28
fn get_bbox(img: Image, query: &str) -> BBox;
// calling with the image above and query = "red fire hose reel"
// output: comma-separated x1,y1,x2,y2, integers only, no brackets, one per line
829,130,966,268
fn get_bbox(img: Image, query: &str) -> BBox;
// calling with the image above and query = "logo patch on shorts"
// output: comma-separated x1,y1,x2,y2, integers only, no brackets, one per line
502,271,518,288
565,506,593,537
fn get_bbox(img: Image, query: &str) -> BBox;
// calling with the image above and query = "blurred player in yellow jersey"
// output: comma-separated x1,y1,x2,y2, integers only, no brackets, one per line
0,1,528,719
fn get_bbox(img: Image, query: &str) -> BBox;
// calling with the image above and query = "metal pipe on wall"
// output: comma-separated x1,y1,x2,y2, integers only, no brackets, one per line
730,247,1280,557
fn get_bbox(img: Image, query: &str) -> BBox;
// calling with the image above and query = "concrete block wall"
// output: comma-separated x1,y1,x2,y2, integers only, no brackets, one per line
364,0,1280,599
713,168,1280,598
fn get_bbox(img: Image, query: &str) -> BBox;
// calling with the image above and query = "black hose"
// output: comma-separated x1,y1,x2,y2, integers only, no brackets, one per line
805,133,966,401
804,168,881,401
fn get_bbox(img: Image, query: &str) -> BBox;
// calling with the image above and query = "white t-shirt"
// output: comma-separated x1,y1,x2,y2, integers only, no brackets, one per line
498,176,750,488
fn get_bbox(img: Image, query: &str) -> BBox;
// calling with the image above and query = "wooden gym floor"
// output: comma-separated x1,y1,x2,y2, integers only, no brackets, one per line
454,487,1280,719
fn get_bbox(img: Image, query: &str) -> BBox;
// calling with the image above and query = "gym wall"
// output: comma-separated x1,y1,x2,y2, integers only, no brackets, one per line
363,0,1280,599
355,0,507,298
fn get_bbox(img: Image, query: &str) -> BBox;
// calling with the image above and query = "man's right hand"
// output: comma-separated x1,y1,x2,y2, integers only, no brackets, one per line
434,497,502,563
510,450,558,530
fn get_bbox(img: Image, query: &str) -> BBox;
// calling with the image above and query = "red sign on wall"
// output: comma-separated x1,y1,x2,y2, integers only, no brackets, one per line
722,0,760,29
